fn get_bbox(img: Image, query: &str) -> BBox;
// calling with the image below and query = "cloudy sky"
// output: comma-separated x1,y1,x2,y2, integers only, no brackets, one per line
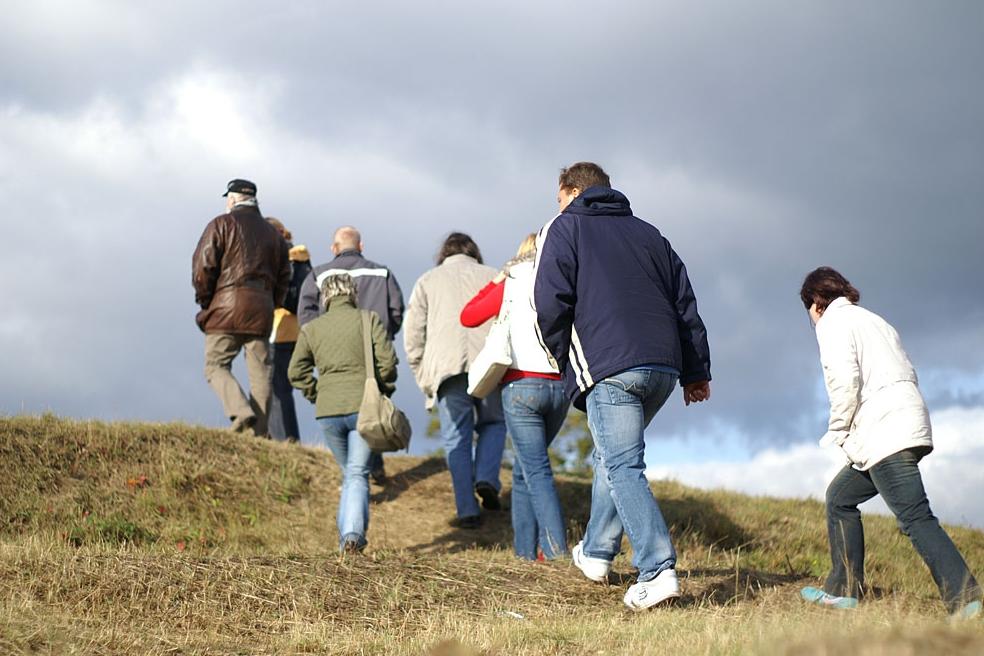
3,2,983,526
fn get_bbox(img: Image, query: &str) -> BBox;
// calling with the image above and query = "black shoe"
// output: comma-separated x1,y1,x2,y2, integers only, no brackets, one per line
474,482,502,511
370,465,387,486
230,415,257,434
341,538,366,554
449,515,482,530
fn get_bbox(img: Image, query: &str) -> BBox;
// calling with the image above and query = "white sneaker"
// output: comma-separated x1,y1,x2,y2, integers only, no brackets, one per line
572,541,612,583
623,569,680,611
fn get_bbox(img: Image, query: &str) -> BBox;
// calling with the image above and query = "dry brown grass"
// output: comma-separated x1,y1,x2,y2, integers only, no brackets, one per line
0,415,982,654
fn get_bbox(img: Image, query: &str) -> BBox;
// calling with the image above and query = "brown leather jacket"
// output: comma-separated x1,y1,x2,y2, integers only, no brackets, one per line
192,205,291,336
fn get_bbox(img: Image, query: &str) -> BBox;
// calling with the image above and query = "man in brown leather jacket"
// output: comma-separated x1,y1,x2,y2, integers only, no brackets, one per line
192,179,291,436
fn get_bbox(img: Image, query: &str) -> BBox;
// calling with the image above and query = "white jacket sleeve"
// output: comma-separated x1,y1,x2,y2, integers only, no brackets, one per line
403,280,428,384
816,317,861,446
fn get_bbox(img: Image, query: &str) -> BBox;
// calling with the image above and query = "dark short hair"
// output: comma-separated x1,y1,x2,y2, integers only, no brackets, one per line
437,232,483,265
559,162,611,191
800,267,861,311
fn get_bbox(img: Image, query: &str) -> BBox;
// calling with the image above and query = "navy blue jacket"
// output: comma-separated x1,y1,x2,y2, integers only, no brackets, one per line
533,187,711,409
282,246,313,315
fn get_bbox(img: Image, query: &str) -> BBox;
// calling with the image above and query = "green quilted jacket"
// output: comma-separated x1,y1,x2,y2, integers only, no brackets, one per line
288,296,397,418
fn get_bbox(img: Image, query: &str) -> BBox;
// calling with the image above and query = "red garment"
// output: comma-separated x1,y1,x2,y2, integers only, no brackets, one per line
460,279,561,383
502,369,561,383
460,280,504,327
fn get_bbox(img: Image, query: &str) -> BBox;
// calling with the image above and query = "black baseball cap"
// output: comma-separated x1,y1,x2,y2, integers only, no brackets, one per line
222,178,257,197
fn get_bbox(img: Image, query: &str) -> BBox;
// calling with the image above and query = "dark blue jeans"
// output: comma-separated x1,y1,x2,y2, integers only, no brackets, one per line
269,343,300,441
501,378,570,560
825,448,981,612
436,374,506,518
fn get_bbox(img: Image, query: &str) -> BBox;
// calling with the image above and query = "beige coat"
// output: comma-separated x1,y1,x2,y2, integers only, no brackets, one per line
404,254,496,407
816,297,933,470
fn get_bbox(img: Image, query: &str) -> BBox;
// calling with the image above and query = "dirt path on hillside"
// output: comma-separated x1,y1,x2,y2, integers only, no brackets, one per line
362,456,525,554
324,454,593,557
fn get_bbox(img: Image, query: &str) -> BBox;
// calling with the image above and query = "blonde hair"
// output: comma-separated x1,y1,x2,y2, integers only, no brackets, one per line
320,274,357,310
515,233,537,259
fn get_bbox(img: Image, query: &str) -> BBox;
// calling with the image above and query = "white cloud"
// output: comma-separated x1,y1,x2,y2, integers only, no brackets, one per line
648,406,984,529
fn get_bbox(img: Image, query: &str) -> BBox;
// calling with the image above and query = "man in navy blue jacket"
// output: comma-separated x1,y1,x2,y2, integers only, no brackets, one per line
533,162,712,611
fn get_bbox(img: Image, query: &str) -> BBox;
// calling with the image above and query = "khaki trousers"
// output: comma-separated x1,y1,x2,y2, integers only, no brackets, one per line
204,333,273,435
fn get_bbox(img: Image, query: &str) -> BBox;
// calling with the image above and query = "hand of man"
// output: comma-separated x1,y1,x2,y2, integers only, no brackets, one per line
683,381,710,406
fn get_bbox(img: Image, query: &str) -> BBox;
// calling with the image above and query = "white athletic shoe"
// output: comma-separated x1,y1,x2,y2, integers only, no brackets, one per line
572,541,612,583
623,569,681,611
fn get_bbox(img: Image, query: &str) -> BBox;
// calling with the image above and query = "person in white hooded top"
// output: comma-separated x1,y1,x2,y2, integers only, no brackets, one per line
461,233,570,561
798,267,981,619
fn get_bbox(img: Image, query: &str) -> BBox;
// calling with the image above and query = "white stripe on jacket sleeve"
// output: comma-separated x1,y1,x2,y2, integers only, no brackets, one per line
315,267,390,286
531,215,562,372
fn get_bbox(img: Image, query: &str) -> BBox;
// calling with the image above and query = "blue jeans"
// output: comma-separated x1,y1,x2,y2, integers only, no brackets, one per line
269,343,300,441
436,374,507,518
502,378,570,560
318,414,371,550
825,448,981,612
582,365,678,582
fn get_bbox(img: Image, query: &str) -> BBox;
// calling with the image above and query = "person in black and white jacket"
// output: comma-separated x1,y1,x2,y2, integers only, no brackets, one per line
533,162,712,611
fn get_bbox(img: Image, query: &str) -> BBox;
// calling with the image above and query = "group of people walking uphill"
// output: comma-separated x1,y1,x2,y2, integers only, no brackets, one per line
192,163,982,617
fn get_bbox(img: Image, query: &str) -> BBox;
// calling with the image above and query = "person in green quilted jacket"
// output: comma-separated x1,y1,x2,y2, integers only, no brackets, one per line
288,273,397,553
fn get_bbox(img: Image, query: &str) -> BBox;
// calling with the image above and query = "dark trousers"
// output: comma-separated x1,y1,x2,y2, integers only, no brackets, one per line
269,343,300,442
824,448,980,612
368,451,384,475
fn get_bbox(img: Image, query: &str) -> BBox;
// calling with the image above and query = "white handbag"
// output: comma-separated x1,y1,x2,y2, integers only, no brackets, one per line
467,304,513,398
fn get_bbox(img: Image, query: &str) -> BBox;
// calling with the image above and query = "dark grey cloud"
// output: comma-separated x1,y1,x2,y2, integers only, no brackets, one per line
2,1,983,452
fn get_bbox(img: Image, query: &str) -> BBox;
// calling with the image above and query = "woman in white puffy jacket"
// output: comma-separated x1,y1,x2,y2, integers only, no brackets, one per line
798,267,980,619
461,234,571,560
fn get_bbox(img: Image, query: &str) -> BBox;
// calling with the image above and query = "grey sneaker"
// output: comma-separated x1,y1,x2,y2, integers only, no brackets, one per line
341,537,366,554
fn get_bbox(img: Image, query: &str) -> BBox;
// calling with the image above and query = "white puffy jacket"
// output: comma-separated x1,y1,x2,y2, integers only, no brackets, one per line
815,297,932,470
502,261,559,375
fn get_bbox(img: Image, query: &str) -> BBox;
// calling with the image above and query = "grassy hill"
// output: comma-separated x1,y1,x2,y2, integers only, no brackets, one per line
0,415,982,655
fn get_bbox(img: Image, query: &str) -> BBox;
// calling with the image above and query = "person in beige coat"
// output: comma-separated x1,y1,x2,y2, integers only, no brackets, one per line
798,267,981,619
404,233,506,528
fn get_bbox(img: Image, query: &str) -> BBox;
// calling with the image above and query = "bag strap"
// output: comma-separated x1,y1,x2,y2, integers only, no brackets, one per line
360,311,375,383
494,277,512,326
